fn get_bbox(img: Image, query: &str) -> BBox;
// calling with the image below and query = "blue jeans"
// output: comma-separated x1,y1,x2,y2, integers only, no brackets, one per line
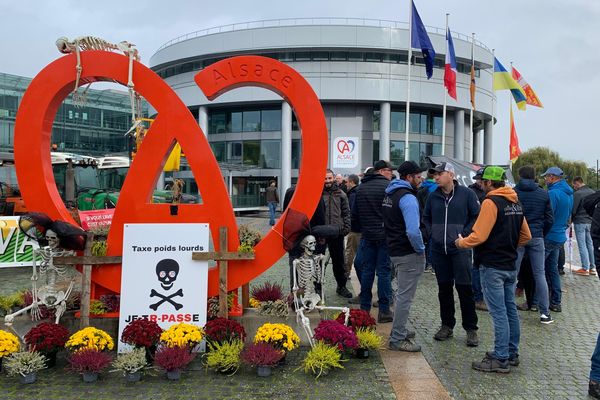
516,237,549,315
575,223,596,270
267,201,277,225
480,266,520,361
472,266,483,302
544,240,563,306
591,333,600,382
357,238,391,313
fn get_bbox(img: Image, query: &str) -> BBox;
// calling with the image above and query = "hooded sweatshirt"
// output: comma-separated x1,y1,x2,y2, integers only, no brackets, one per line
546,179,574,244
382,179,425,256
457,186,532,270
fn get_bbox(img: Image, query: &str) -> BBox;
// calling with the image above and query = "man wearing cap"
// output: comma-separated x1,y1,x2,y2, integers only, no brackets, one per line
514,165,554,323
542,166,573,313
423,161,480,346
383,161,426,352
469,167,487,311
353,160,394,322
456,166,531,373
322,169,352,298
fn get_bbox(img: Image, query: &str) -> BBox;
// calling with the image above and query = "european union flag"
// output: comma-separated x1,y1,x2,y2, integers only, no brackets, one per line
411,1,436,79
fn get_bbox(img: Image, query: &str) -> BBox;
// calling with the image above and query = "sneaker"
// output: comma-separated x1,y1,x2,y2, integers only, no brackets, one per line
487,351,519,367
389,339,421,352
549,304,562,313
348,295,361,304
466,330,479,347
472,353,510,373
529,305,538,312
590,380,600,399
475,301,488,311
377,311,393,323
540,314,554,324
591,269,598,276
575,268,590,276
434,325,453,341
336,286,353,299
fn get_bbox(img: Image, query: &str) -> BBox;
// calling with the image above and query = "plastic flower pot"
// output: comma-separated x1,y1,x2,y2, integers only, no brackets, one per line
257,365,272,377
126,371,142,382
82,372,98,383
21,372,37,384
166,369,181,381
355,348,370,359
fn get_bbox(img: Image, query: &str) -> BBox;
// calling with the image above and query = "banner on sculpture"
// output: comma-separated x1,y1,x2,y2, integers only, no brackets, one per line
0,216,39,268
118,223,209,352
78,209,114,231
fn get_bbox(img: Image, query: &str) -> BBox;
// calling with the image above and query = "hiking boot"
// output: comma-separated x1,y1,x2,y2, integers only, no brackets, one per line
466,330,479,347
575,268,590,276
540,314,554,324
590,380,600,399
348,295,361,304
487,351,519,367
591,269,598,276
434,325,453,341
472,353,510,373
549,304,562,313
475,301,488,311
516,302,529,311
389,339,421,352
377,311,393,323
336,286,353,298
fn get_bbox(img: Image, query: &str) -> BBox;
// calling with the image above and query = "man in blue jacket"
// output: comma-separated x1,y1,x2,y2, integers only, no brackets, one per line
383,161,426,352
542,166,574,313
423,162,480,346
514,165,554,323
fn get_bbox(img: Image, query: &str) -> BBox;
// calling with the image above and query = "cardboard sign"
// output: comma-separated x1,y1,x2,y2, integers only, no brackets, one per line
118,223,209,352
332,136,359,169
0,216,38,268
78,209,114,231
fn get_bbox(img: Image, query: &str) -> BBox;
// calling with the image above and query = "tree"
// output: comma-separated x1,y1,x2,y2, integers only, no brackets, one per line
512,146,593,187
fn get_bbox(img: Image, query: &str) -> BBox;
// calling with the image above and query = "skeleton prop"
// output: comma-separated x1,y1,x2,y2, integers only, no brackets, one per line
55,36,142,130
292,235,349,346
4,229,75,326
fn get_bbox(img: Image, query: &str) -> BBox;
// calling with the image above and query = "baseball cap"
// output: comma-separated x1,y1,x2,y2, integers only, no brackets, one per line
541,166,564,177
482,166,506,181
428,162,455,175
473,167,485,180
397,161,426,177
373,160,394,171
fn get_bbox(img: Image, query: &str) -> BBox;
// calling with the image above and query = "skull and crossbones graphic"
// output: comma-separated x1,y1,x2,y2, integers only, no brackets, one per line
149,259,184,311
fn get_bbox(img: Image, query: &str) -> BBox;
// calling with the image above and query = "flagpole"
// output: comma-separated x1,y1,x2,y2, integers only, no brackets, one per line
490,48,495,165
510,61,513,165
404,0,413,161
441,13,448,156
469,33,475,162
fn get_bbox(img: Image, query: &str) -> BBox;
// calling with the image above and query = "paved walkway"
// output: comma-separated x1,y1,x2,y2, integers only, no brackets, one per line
1,214,598,399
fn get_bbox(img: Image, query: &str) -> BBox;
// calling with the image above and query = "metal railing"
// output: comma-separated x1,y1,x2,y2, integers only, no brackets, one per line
156,17,490,52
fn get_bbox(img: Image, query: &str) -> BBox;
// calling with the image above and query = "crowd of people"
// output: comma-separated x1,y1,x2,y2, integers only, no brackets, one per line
282,160,600,392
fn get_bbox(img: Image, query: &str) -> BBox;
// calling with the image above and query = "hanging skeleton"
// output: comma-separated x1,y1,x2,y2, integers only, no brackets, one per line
4,229,76,326
292,235,349,346
55,36,142,133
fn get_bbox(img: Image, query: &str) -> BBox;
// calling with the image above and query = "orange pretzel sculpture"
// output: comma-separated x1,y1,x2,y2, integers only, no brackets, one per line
14,52,328,297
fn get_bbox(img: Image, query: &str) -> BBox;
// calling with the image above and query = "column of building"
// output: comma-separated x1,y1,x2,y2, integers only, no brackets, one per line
379,102,391,161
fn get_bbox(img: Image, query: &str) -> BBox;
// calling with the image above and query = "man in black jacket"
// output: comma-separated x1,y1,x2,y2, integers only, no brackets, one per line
344,174,361,284
322,169,352,298
514,165,554,324
423,162,480,346
353,160,394,322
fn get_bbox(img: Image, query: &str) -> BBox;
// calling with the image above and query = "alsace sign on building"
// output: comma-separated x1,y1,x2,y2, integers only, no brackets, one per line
0,216,38,268
118,223,209,352
332,137,359,169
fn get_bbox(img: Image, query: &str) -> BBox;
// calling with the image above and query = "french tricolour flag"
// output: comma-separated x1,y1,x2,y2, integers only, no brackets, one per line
444,27,457,100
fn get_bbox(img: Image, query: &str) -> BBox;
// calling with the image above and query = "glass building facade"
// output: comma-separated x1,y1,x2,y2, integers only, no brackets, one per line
0,72,148,156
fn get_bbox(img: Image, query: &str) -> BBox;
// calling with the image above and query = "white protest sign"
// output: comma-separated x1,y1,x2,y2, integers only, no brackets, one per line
118,223,209,352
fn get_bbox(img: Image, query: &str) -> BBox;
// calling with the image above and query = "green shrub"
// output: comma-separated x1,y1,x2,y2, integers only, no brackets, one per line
298,341,345,379
111,347,147,375
355,328,384,350
4,351,47,377
89,299,107,315
204,339,243,375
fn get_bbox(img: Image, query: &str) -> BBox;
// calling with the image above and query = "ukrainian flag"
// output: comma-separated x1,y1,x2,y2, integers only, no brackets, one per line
493,57,527,110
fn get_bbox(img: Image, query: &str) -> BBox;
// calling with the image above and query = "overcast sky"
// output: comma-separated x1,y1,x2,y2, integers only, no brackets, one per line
2,0,599,167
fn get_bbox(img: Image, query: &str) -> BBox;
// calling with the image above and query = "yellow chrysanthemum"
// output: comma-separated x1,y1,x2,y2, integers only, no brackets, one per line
160,323,204,348
0,330,20,357
65,327,114,352
253,323,299,352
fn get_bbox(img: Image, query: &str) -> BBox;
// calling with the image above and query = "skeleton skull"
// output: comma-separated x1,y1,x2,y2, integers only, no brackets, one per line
55,37,72,54
45,229,60,249
155,259,179,290
300,235,317,256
